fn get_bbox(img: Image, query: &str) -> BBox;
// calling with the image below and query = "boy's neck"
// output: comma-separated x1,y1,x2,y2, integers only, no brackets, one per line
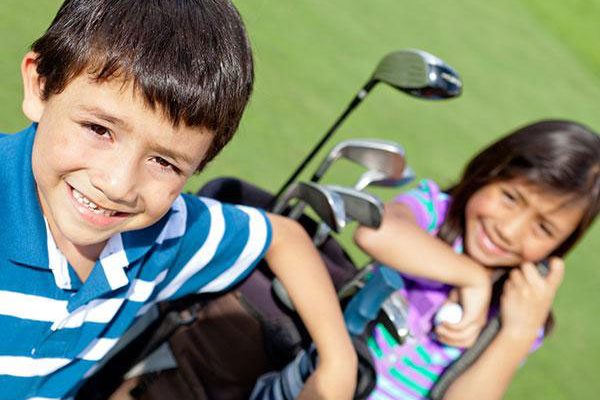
63,242,105,283
46,220,106,283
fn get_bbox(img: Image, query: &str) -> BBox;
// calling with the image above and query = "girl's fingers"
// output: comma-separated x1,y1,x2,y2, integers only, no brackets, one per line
521,262,545,290
435,322,480,348
546,257,565,289
509,267,525,289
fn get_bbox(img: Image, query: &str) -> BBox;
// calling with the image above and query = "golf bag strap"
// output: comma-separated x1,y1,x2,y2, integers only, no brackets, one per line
75,301,200,400
130,290,276,400
428,317,501,399
429,263,550,399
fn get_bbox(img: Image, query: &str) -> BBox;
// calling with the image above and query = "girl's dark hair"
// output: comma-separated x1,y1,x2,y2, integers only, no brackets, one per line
438,120,600,334
31,0,254,170
440,119,600,257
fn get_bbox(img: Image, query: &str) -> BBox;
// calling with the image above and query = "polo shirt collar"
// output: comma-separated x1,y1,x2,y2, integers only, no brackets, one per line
4,124,170,276
2,124,49,269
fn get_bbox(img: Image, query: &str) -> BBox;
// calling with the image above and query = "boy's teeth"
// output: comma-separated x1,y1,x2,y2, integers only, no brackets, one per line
72,188,117,216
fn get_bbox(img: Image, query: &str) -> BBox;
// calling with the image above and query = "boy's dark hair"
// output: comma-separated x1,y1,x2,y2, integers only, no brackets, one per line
32,0,254,170
440,119,600,258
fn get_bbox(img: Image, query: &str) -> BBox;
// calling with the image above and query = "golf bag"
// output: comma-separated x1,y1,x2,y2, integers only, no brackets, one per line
77,177,377,400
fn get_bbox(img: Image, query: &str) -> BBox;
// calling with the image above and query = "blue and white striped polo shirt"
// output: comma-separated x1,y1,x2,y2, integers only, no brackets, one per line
0,125,272,399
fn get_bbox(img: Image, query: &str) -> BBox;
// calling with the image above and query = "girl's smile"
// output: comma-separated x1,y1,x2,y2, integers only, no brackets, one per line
464,178,584,267
475,221,513,258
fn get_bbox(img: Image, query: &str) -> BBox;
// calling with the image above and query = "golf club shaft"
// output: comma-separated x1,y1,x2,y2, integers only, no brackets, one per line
270,79,378,210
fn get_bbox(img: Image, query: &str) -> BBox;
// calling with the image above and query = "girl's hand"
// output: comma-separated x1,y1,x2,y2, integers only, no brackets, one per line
500,258,564,340
436,279,491,348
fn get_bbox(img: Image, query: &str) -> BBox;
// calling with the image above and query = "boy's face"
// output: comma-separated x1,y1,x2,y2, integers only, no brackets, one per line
26,67,214,250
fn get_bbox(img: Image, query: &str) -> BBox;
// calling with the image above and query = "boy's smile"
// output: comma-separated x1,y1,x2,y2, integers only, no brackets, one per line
464,178,584,267
23,56,214,270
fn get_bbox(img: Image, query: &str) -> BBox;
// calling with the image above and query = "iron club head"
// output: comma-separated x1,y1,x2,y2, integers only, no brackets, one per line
325,185,385,229
271,181,347,233
313,138,408,182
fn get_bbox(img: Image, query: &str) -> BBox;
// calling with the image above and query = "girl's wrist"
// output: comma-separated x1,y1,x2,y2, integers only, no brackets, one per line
467,265,491,289
499,325,539,347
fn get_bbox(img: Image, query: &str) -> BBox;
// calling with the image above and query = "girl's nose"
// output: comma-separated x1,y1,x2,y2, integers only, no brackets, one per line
495,211,529,247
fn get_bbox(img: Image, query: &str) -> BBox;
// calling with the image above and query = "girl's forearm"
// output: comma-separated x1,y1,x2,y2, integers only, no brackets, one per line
443,328,537,400
355,209,488,287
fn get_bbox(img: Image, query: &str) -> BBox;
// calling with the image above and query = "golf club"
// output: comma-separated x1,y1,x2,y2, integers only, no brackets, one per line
287,138,409,220
312,185,384,246
354,167,415,191
271,48,462,208
311,138,409,184
270,182,348,310
271,181,347,233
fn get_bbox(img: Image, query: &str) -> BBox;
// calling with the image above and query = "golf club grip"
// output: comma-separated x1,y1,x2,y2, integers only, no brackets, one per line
428,262,550,399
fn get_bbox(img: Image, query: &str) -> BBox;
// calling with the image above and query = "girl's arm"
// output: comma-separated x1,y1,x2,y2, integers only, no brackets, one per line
443,259,564,400
354,201,491,330
265,214,357,400
355,201,488,287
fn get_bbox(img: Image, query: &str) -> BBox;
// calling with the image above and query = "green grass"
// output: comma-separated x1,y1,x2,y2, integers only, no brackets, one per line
1,1,599,398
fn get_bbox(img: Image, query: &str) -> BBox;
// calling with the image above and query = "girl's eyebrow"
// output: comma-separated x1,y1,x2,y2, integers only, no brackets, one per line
516,185,572,234
511,186,527,204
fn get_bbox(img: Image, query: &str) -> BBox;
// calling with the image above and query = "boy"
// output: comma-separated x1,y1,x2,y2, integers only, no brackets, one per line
0,1,357,399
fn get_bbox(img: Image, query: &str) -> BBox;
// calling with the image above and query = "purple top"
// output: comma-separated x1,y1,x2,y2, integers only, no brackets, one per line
367,180,543,400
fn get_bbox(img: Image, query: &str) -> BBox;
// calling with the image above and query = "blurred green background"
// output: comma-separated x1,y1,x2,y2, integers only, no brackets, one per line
1,1,599,398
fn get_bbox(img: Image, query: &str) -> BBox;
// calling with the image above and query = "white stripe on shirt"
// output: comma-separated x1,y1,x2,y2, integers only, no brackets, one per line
155,198,225,300
78,337,119,361
0,356,70,377
199,205,268,293
0,291,67,322
100,234,129,290
155,196,187,244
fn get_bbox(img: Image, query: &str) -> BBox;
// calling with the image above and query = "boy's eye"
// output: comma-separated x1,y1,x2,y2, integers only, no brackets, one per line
87,123,111,137
152,157,181,174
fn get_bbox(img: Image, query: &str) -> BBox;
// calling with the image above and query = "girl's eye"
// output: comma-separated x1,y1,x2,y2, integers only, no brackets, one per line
501,189,517,203
538,222,554,238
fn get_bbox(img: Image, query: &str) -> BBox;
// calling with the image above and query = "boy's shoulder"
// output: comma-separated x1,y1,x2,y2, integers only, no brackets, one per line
177,192,272,237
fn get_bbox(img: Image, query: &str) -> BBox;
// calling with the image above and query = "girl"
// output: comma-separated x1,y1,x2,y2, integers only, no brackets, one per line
251,119,600,400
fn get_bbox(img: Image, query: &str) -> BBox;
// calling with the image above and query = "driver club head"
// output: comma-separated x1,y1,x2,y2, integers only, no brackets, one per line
314,138,408,182
326,185,384,229
372,49,462,99
272,181,346,233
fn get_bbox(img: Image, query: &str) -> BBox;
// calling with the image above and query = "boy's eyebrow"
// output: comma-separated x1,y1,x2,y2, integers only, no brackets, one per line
78,105,199,168
149,142,198,168
79,105,133,131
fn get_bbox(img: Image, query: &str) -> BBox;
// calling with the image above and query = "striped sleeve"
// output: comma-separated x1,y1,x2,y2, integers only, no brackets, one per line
155,194,272,301
394,179,450,234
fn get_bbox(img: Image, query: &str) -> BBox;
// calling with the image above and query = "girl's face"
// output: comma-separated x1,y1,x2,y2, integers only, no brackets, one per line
464,178,584,267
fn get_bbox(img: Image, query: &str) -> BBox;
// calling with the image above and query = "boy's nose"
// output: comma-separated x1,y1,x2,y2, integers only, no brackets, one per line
89,161,139,207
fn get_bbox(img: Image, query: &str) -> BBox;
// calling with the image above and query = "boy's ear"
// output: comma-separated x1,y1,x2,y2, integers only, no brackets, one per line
21,51,46,122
